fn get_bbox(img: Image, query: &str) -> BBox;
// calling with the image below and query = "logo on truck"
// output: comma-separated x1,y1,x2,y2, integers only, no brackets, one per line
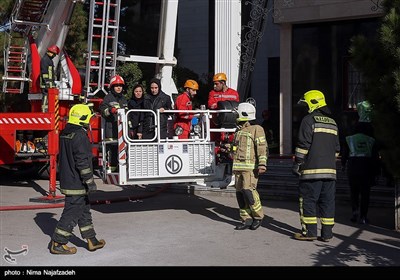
165,155,182,174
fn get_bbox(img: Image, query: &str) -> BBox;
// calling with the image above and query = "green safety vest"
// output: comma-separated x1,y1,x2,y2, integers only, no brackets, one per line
346,133,375,157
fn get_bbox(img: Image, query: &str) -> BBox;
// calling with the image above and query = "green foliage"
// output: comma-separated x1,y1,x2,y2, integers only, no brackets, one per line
173,65,210,108
64,3,88,67
0,0,13,22
116,62,143,100
349,0,400,178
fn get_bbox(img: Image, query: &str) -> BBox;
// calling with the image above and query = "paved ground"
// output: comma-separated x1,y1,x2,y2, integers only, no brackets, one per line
1,176,399,271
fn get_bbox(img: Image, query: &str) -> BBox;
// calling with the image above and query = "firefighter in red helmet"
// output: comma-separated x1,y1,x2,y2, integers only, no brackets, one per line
40,45,60,112
99,75,128,173
173,79,199,139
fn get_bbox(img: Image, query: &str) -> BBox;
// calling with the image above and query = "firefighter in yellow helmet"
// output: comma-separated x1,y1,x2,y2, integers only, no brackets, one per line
173,79,199,139
50,104,105,254
292,90,340,242
231,102,268,230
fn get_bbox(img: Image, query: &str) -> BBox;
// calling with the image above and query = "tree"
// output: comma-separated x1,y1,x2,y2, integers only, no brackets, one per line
116,62,143,100
64,3,88,67
349,0,400,178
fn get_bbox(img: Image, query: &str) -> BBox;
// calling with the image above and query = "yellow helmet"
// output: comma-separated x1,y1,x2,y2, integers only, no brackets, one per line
299,90,327,113
237,102,256,122
213,73,227,82
184,79,199,90
68,104,93,127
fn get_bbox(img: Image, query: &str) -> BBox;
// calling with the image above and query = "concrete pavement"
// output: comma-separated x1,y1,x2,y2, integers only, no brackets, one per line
1,176,399,268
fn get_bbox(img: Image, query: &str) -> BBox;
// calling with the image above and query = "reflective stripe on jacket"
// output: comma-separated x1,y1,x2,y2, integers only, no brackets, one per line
295,110,340,180
58,124,93,195
232,122,268,171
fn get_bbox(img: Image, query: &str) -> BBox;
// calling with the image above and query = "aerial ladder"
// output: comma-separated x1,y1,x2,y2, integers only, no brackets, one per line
84,0,121,99
2,0,51,95
0,0,88,202
116,0,178,96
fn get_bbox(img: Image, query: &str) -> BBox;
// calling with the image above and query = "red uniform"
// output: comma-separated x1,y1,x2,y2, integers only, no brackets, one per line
173,92,194,139
208,88,239,109
208,88,239,142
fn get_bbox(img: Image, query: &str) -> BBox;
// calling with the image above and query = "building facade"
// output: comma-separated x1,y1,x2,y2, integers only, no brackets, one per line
273,0,384,154
176,0,384,154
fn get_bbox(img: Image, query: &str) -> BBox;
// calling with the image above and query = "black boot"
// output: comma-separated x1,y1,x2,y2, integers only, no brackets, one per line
234,219,252,230
250,219,263,230
87,237,106,251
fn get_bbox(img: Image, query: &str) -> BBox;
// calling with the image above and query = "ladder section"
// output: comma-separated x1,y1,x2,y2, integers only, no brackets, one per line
2,33,29,94
85,0,121,99
2,0,51,94
10,0,51,34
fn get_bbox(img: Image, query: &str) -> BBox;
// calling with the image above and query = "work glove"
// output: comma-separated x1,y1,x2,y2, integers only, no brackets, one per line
110,107,118,114
79,95,86,103
86,178,97,193
292,162,302,177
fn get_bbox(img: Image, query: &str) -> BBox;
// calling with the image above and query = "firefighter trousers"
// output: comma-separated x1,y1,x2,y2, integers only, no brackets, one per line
234,170,264,222
41,89,48,113
52,195,96,244
298,180,335,239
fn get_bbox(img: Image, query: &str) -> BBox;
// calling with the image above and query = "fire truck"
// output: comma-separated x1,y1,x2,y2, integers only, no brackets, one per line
0,0,237,201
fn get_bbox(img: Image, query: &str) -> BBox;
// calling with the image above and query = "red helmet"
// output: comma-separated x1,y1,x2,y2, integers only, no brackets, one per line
47,45,60,55
90,60,96,66
109,75,125,87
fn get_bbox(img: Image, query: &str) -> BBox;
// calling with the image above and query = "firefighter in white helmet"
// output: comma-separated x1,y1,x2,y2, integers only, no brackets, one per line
231,102,268,230
50,104,105,254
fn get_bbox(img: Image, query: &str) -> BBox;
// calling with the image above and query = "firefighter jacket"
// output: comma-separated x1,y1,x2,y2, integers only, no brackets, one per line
58,123,93,195
207,88,239,109
173,91,193,139
294,108,340,180
99,89,128,139
232,122,268,171
40,53,56,89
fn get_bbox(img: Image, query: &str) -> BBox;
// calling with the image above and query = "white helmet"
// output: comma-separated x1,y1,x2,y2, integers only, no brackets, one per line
237,102,256,122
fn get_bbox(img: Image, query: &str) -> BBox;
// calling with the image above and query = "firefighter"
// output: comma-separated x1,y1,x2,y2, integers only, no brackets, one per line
40,45,60,112
231,102,268,230
208,73,240,161
207,72,239,110
173,79,199,139
99,75,128,172
292,90,340,242
50,104,105,254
